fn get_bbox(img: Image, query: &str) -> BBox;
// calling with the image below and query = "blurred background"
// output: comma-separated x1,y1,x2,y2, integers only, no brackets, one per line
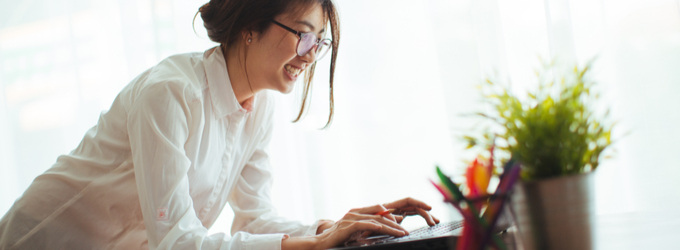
1,0,679,239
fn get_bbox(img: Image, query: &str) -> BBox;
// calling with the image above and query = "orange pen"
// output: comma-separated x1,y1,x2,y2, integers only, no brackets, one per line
375,209,396,216
374,209,410,235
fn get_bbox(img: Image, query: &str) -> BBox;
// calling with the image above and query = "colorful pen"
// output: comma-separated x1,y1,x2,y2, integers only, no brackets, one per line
375,209,396,217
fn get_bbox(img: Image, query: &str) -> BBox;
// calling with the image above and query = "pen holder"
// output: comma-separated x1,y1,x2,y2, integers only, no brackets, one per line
433,159,522,250
446,193,512,250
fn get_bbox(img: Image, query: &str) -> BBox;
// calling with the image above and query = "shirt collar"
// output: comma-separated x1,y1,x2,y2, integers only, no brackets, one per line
203,46,254,118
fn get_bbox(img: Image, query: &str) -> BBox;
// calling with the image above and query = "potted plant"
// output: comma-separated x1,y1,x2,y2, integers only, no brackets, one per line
463,60,616,250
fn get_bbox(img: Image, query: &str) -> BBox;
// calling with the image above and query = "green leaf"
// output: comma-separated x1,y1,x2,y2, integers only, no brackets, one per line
435,166,464,201
463,59,617,181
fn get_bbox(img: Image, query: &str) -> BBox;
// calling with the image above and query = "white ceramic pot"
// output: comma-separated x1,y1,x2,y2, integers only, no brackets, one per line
510,172,595,250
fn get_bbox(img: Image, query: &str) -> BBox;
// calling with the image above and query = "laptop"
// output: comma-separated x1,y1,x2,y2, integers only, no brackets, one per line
328,207,514,250
327,220,465,250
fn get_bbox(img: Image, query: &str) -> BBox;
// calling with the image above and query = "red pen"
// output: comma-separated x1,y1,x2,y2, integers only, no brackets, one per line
373,209,409,236
375,209,396,217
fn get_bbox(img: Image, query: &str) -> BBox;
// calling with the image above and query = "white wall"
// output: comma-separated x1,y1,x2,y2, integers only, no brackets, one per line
1,0,679,236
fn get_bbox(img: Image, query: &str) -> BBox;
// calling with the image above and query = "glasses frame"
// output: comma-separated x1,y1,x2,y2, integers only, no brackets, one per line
270,20,332,61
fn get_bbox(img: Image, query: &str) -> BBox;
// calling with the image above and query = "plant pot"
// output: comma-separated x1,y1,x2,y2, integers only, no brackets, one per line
510,172,595,250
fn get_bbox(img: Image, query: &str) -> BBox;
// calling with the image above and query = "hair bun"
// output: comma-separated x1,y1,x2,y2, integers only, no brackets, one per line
198,2,220,43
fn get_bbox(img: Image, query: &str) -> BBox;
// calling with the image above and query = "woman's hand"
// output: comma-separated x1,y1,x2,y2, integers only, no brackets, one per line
313,204,408,250
383,197,440,226
316,220,336,235
313,197,439,249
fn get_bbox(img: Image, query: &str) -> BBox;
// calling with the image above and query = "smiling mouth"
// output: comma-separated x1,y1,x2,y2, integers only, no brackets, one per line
285,65,303,78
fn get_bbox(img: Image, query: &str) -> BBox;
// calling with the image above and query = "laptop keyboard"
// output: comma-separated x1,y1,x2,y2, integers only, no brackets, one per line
388,220,464,242
345,220,464,247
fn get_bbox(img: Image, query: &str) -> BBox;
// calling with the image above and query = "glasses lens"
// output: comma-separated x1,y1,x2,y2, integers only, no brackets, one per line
297,33,317,56
314,40,331,61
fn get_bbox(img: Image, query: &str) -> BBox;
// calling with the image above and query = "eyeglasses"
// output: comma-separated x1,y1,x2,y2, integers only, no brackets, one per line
271,20,332,61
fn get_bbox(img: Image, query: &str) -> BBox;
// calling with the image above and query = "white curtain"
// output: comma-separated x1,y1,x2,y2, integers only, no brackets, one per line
1,0,679,236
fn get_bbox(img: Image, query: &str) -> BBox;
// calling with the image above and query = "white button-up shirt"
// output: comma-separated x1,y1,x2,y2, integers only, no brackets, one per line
0,46,319,250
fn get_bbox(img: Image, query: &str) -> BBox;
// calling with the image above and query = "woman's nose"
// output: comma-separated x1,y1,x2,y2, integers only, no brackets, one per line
300,45,318,62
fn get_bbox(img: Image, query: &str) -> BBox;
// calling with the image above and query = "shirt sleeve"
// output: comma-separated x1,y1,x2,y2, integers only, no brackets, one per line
228,100,322,239
127,81,287,250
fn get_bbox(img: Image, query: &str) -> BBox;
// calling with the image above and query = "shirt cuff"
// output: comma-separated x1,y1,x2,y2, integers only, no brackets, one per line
238,233,287,250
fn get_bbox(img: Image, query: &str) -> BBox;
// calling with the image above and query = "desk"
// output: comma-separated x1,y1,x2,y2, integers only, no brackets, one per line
594,211,680,249
329,210,680,250
504,210,680,250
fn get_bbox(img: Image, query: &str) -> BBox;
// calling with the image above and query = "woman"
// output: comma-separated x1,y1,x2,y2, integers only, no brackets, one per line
0,0,439,249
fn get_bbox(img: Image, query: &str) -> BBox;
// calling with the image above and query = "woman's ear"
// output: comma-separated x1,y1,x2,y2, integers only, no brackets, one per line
243,31,257,45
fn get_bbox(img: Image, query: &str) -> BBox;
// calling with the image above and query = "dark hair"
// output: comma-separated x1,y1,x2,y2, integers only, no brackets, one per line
196,0,340,128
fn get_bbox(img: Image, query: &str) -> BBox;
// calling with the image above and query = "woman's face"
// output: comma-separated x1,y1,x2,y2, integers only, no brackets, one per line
246,3,325,94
